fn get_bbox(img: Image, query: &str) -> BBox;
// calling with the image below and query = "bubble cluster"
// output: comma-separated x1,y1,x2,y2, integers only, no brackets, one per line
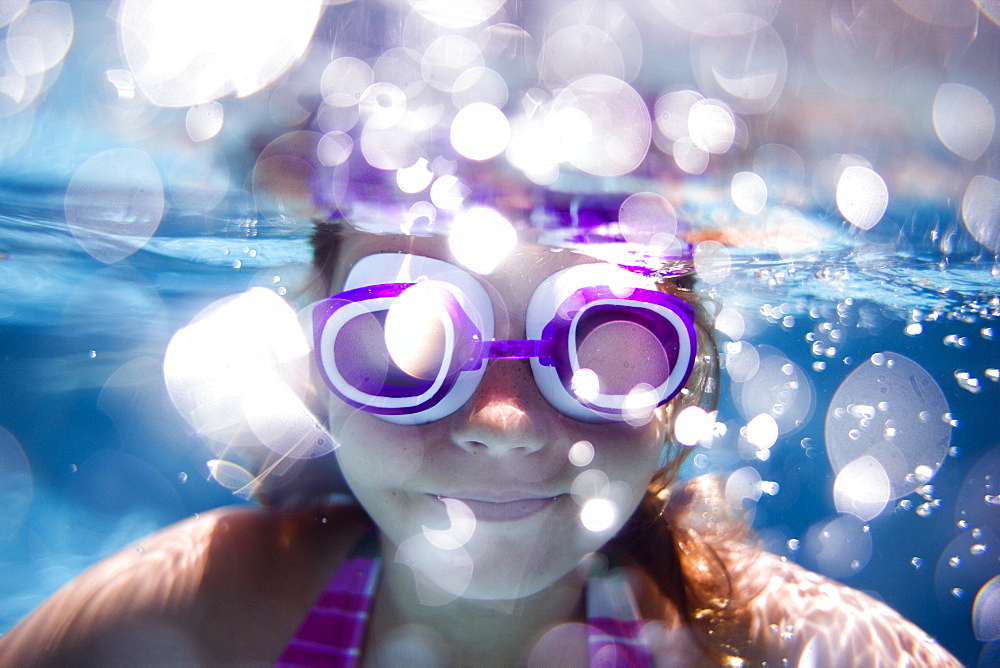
825,353,951,508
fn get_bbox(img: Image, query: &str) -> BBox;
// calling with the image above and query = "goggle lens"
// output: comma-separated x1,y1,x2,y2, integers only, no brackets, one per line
314,255,696,425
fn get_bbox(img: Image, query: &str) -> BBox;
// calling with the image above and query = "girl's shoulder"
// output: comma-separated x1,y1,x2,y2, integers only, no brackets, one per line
644,476,960,665
0,503,371,666
725,549,961,666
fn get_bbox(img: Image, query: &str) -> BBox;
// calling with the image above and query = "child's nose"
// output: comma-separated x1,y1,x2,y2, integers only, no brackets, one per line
448,357,550,456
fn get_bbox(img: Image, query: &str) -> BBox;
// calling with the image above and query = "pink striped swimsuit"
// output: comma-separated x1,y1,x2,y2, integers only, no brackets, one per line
277,533,652,667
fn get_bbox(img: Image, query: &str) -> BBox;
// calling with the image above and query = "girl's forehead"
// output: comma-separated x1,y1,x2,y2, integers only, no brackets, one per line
332,229,605,293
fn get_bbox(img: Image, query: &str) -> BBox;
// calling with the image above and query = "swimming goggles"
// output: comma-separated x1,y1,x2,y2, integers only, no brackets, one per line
313,253,696,425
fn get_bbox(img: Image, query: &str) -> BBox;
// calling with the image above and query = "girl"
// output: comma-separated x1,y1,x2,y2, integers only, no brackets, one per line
0,200,960,666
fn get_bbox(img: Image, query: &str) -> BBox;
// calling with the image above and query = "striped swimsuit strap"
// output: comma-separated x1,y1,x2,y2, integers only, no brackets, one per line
277,534,652,667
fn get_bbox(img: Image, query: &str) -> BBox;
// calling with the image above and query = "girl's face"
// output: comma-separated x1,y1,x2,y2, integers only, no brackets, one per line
325,230,669,601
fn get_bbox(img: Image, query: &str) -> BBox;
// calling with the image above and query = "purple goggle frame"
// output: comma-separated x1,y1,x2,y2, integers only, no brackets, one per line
313,261,697,425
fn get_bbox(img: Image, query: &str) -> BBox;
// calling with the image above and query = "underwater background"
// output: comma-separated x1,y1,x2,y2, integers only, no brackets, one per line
1,1,999,665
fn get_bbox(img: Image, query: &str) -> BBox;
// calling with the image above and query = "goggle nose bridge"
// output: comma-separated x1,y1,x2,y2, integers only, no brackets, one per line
462,338,557,371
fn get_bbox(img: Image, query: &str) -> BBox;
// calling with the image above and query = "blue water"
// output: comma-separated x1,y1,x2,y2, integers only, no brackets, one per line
1,177,997,664
2,2,1000,665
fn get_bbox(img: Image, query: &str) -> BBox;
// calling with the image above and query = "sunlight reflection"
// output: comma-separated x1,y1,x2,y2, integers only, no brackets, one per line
448,207,516,275
117,0,321,107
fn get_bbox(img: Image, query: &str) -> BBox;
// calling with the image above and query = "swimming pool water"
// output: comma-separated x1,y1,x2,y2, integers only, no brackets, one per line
1,178,996,664
1,2,999,665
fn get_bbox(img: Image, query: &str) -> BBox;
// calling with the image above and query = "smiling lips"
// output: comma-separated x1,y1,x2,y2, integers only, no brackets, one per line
436,495,562,522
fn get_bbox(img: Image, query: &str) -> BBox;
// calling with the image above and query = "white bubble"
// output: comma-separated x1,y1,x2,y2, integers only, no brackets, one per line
714,307,745,341
185,101,224,142
893,0,979,27
731,171,767,215
570,368,601,404
422,498,476,550
403,201,437,234
672,136,709,175
452,67,508,109
118,0,321,107
726,466,763,508
317,131,353,167
833,455,891,521
961,175,1000,254
448,207,516,275
688,99,735,154
974,575,1000,642
0,1,30,29
652,0,780,35
618,192,677,246
550,74,650,177
691,18,787,114
167,147,229,215
0,426,32,541
622,383,658,427
746,413,779,450
164,288,324,458
724,340,760,383
568,441,594,467
6,1,73,76
571,468,610,503
395,534,473,604
450,102,510,161
825,353,950,500
408,0,504,29
738,352,814,437
359,82,407,130
429,175,468,210
804,514,872,578
580,498,616,532
674,406,714,447
396,157,433,194
933,83,995,161
64,148,164,263
693,240,731,284
422,35,484,93
321,57,373,107
836,166,888,231
361,125,422,170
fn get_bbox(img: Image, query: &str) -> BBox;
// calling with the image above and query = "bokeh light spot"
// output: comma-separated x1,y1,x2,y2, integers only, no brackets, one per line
7,1,73,76
580,497,616,532
933,83,995,161
448,207,516,275
974,575,1000,642
118,0,321,107
321,56,374,107
731,171,768,215
833,455,891,521
185,101,224,142
64,148,164,263
450,102,510,161
961,175,1000,254
568,440,594,467
836,165,888,231
826,353,950,500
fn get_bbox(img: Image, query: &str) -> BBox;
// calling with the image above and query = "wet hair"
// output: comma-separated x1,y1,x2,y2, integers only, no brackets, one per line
309,219,748,659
